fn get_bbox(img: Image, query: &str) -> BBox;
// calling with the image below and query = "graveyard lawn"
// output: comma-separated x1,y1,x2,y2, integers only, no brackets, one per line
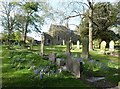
1,45,93,88
1,45,119,88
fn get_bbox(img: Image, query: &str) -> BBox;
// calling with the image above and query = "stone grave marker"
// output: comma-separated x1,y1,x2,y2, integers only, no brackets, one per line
77,40,80,49
81,37,89,59
70,43,74,50
109,40,114,53
56,58,65,66
100,41,106,53
65,53,81,78
63,40,65,45
48,53,56,63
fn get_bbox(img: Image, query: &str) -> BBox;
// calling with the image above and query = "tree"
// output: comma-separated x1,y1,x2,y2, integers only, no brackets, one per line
14,31,21,43
1,2,17,48
15,1,53,47
87,0,94,51
64,0,94,51
79,2,119,47
19,2,39,45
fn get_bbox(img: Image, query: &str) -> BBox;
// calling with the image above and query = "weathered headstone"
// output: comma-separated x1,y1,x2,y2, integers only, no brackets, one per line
65,53,81,78
48,53,56,63
109,40,114,53
77,40,80,49
81,37,89,59
56,58,65,66
40,32,45,56
72,60,80,78
63,40,65,45
66,41,71,54
100,41,106,53
70,43,74,50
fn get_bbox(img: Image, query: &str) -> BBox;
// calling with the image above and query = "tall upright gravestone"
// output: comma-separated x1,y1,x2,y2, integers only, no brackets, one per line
63,40,65,45
109,40,114,53
100,41,106,54
81,37,89,59
77,40,80,49
41,32,45,56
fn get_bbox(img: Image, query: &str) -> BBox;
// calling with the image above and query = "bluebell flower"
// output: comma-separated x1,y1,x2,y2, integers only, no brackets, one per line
40,74,43,80
34,69,39,74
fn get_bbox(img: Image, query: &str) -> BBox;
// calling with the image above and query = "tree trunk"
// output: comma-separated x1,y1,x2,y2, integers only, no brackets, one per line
89,6,93,51
7,15,11,49
40,32,44,56
23,22,28,46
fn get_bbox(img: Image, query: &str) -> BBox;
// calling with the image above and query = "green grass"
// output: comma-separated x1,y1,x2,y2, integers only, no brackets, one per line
1,44,119,88
2,45,93,88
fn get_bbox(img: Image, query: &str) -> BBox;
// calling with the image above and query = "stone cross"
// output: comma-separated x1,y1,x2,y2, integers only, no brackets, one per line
100,41,106,53
77,40,80,49
109,40,114,53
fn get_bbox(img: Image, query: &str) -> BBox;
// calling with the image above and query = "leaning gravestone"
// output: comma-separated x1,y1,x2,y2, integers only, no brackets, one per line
81,37,89,59
48,53,56,63
100,41,106,54
109,40,114,53
65,53,81,78
77,40,80,49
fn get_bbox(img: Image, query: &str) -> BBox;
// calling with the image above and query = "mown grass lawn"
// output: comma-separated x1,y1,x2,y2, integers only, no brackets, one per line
1,45,119,88
1,45,93,88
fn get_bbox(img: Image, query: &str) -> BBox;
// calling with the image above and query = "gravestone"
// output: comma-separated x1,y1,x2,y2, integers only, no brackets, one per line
63,40,65,45
41,32,45,56
109,40,114,53
66,41,71,54
77,40,80,49
65,53,81,78
81,37,89,59
71,43,74,50
100,41,106,53
56,58,65,66
48,53,56,63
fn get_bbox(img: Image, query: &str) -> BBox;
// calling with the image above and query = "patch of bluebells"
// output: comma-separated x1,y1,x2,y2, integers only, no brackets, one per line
33,65,63,79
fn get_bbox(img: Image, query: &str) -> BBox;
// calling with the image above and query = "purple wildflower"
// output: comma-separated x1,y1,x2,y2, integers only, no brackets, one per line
34,69,39,74
40,74,43,80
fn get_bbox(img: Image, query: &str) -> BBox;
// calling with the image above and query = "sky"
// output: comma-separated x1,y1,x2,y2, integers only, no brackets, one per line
0,0,119,40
